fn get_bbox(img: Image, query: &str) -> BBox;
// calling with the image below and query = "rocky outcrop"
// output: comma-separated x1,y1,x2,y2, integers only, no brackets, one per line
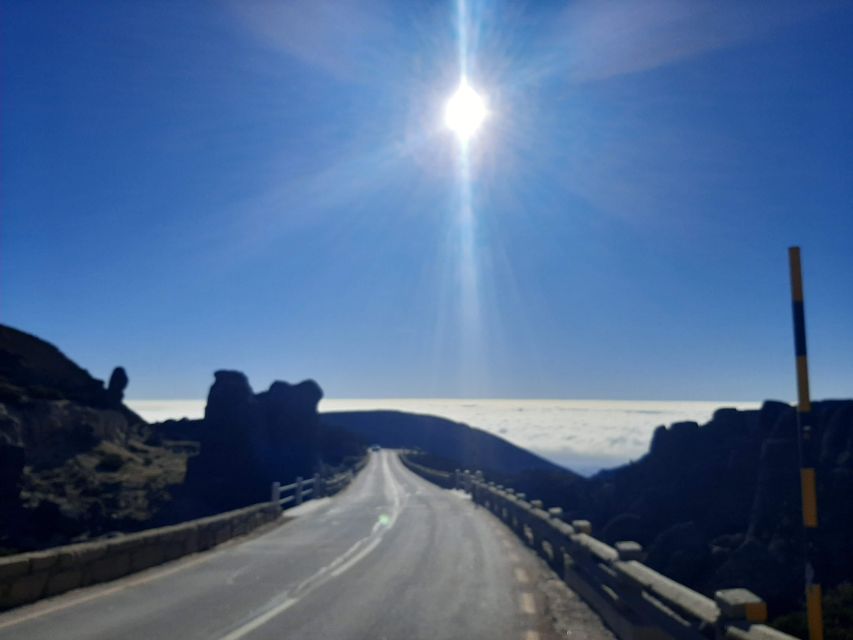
106,367,128,404
0,325,356,552
169,372,331,517
257,380,323,480
0,325,188,552
570,400,853,614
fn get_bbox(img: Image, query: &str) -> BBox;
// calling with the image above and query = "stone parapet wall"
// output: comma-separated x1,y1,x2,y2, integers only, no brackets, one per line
399,453,455,489
0,502,281,611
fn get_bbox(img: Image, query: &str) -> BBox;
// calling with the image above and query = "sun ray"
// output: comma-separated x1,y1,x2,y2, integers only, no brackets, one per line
448,0,488,393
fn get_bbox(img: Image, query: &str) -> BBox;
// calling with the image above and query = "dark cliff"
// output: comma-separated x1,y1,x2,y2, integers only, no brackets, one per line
494,400,853,619
159,372,358,518
0,325,187,552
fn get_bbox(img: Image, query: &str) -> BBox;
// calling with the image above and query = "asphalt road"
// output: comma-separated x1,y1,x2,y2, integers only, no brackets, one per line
0,451,593,640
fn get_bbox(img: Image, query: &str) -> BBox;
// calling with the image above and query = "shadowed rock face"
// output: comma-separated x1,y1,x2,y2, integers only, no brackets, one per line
578,400,853,614
169,373,329,517
0,326,360,549
0,325,187,553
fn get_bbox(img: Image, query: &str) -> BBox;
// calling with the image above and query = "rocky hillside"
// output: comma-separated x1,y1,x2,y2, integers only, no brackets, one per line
0,325,364,553
581,400,853,616
0,325,189,553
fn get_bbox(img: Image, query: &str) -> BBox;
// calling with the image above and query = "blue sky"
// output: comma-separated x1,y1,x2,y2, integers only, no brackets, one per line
3,1,852,401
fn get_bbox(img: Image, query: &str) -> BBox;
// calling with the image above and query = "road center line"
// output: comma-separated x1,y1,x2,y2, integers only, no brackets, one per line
514,567,530,584
217,453,406,640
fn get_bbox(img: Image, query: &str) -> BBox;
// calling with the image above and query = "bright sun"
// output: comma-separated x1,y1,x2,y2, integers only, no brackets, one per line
444,80,487,142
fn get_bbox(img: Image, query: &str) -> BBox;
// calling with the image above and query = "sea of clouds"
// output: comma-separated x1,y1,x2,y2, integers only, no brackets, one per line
127,398,762,476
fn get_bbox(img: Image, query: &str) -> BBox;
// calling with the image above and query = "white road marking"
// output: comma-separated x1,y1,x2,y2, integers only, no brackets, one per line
519,592,536,615
523,631,540,640
509,552,520,563
218,453,407,640
330,535,383,578
218,597,300,640
514,567,530,584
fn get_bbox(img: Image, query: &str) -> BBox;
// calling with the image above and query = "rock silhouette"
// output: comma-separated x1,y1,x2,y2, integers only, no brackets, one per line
561,401,853,615
0,326,359,551
107,366,129,404
0,325,186,551
168,372,332,517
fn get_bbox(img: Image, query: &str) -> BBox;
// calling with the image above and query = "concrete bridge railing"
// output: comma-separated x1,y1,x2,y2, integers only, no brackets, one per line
270,456,366,509
401,457,797,640
398,454,455,489
0,456,368,613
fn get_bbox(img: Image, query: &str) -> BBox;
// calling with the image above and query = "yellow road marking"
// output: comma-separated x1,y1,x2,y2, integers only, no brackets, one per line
519,592,536,615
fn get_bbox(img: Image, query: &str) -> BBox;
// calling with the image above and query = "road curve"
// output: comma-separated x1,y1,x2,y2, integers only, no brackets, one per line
0,451,586,640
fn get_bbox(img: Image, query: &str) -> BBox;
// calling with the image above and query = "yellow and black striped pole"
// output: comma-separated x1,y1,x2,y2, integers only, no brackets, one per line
788,246,823,640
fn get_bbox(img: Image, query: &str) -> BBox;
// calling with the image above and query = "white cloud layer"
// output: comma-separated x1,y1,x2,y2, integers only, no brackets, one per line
128,398,762,476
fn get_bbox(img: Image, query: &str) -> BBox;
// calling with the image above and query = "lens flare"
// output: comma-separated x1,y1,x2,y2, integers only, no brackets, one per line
444,80,488,142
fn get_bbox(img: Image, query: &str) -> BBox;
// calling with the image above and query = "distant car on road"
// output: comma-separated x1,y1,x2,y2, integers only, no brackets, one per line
369,444,381,452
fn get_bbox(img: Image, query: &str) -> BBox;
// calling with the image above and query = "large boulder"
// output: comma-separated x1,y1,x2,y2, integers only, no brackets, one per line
257,380,323,479
177,372,326,516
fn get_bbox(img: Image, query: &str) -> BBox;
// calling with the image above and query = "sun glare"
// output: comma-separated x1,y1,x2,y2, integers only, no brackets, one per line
444,80,487,142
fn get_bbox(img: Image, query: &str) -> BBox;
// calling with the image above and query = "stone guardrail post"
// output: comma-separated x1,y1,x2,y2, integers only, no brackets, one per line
545,507,567,574
295,477,304,505
312,473,321,498
512,493,526,535
270,481,281,508
572,519,592,535
614,541,644,562
714,589,768,631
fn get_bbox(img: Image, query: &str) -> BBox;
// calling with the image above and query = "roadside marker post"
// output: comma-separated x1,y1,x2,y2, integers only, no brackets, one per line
788,246,824,640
